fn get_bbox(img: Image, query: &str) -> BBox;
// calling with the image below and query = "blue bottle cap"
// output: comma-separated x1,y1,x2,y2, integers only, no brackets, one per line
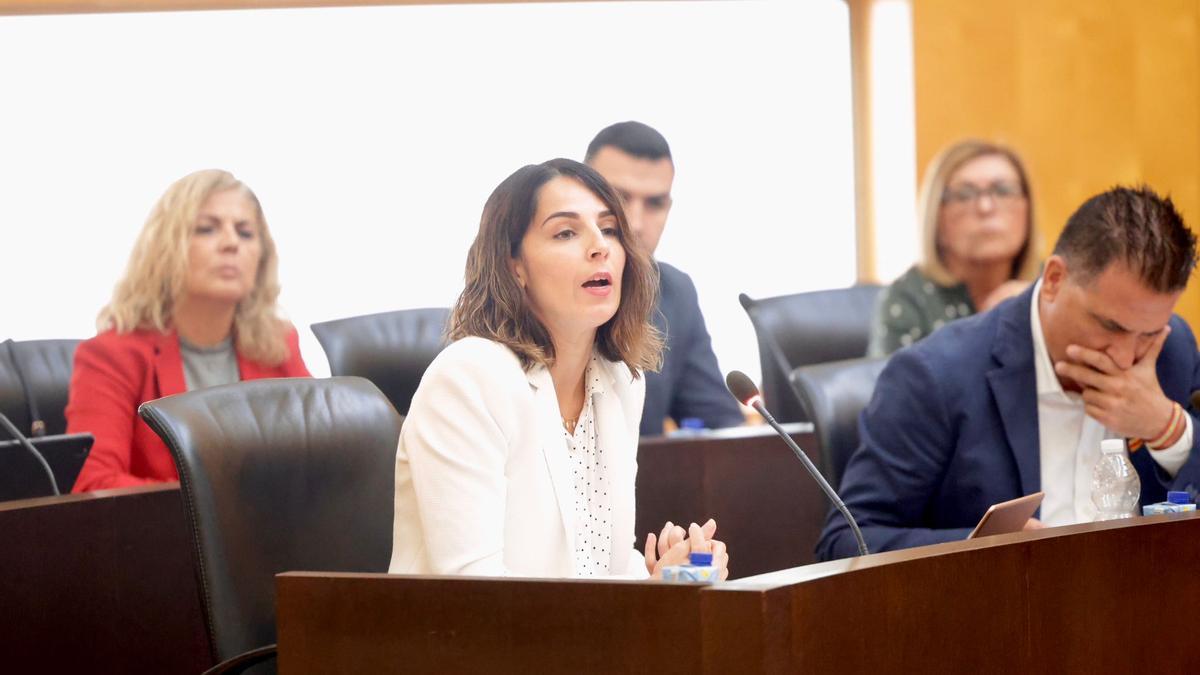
689,551,714,566
680,417,706,430
1168,491,1192,505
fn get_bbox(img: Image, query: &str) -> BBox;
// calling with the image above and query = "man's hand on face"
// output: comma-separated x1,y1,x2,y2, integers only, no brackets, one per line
1053,327,1174,440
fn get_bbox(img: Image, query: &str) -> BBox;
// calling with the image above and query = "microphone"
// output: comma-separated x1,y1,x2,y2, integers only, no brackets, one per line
726,370,868,556
3,339,46,437
0,412,59,496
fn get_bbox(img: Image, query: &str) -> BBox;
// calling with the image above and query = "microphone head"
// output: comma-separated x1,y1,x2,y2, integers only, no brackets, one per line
725,370,761,407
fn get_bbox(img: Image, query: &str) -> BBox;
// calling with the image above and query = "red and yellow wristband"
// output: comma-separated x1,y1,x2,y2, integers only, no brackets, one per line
1129,403,1186,452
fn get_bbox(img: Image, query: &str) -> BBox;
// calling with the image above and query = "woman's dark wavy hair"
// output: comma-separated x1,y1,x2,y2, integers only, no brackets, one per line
449,158,663,375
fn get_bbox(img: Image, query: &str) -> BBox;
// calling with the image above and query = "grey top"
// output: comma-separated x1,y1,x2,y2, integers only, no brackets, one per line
867,265,975,357
179,336,240,391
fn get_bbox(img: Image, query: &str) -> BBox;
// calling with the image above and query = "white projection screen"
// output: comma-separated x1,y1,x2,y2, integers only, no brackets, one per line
0,0,857,385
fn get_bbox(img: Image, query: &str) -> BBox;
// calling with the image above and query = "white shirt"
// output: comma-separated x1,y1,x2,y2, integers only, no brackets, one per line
1031,278,1191,525
564,357,613,577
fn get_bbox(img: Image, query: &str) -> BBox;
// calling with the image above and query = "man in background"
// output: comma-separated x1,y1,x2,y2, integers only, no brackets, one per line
586,121,745,435
818,185,1200,560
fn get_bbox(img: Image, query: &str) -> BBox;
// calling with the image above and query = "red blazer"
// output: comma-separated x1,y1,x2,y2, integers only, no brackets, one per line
67,327,311,492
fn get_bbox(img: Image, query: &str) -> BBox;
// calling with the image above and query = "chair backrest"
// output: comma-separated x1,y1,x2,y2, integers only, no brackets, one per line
138,376,402,668
739,285,882,423
311,308,450,416
0,339,80,437
789,356,889,489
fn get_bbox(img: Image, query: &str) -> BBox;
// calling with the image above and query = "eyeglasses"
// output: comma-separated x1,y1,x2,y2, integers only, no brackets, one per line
941,182,1024,207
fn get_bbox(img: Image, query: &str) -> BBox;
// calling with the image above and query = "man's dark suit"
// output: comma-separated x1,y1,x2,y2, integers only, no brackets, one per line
817,285,1200,560
640,261,745,436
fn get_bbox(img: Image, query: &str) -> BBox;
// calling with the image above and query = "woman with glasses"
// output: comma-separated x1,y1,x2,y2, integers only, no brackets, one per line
868,140,1041,356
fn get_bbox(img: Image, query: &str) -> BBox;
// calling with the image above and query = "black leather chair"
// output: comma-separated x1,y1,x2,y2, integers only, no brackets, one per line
0,339,80,437
138,377,402,675
789,356,889,489
739,285,882,423
311,307,450,416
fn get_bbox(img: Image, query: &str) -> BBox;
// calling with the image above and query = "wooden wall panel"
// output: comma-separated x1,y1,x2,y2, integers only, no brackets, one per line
913,0,1200,327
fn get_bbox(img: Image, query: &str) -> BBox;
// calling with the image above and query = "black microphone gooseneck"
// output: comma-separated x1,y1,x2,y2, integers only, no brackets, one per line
726,370,868,557
3,339,46,437
0,412,60,496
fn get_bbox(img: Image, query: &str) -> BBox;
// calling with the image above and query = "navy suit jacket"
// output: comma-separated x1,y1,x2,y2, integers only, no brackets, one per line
640,261,745,436
816,285,1200,560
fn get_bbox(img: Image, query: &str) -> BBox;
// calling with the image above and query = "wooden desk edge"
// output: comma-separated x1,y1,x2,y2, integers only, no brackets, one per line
0,481,180,512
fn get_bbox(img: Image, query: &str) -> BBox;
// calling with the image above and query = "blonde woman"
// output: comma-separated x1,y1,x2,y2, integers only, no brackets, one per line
390,159,728,579
869,140,1041,356
68,169,310,492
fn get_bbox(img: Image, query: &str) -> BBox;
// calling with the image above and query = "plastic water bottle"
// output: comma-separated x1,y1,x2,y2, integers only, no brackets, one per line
1091,439,1141,521
669,417,708,437
661,551,719,583
1142,490,1198,515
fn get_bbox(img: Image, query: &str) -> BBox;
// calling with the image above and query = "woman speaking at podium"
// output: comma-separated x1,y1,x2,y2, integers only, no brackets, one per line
390,159,728,579
67,169,310,492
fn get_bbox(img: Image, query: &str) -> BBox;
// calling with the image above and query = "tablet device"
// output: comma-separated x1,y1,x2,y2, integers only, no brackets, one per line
968,491,1045,539
0,432,94,501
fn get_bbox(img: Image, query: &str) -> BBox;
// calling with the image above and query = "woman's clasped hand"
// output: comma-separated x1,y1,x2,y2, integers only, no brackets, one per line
644,518,729,580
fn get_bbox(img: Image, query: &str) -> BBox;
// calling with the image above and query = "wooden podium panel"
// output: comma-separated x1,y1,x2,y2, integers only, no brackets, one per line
636,423,822,578
0,485,210,673
742,512,1200,672
276,573,707,674
277,513,1200,673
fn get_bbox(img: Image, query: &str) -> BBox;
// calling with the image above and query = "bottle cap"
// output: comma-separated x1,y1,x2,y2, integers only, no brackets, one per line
680,417,706,431
1168,491,1192,505
1100,439,1126,455
688,551,714,566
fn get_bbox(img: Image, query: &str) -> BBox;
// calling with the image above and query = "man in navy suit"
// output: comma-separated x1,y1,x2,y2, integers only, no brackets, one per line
818,185,1200,560
586,122,745,436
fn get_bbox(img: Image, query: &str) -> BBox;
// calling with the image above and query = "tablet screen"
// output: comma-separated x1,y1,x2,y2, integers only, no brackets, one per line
968,491,1045,539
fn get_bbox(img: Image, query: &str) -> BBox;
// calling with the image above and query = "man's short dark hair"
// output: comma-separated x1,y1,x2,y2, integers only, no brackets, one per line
1054,185,1197,293
585,121,672,164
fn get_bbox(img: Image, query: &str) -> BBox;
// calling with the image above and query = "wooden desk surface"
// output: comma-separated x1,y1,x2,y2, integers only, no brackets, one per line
12,454,1197,672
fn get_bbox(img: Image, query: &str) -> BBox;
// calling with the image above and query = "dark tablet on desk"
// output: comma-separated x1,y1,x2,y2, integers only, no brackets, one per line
968,491,1045,539
0,433,93,501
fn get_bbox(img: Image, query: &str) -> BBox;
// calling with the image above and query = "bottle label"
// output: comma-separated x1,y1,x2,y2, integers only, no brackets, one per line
1142,502,1198,516
661,564,719,583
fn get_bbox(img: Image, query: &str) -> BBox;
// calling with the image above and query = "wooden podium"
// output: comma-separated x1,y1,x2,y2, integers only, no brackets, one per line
0,484,210,673
277,512,1200,673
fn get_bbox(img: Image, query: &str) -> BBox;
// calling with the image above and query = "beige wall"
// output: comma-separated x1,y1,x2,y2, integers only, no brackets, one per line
913,0,1200,327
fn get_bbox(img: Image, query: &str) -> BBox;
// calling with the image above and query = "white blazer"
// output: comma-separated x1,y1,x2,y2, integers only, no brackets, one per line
388,336,649,578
